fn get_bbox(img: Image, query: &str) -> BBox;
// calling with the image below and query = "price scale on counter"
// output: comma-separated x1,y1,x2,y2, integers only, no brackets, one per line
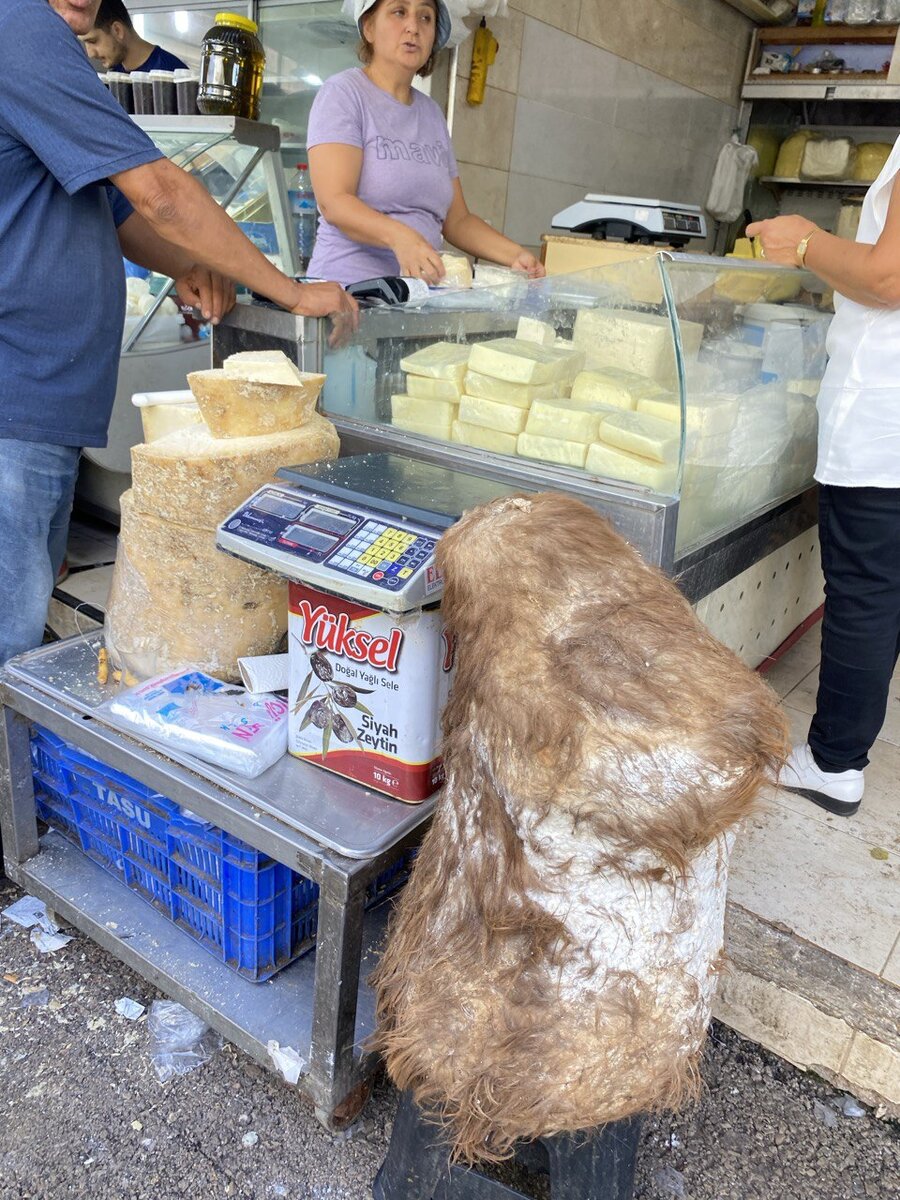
216,453,526,613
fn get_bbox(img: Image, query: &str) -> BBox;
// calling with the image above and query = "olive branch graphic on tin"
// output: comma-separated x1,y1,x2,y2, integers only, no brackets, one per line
293,649,375,758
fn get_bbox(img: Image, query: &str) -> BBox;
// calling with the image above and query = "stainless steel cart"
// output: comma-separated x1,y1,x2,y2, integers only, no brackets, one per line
0,634,431,1129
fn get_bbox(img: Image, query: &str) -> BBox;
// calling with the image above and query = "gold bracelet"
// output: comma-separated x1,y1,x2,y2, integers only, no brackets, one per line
796,229,820,269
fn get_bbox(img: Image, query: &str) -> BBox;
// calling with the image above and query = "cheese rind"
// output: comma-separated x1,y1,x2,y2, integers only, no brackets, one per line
399,341,471,382
187,368,326,438
406,374,464,401
463,371,558,408
525,399,609,444
105,491,288,684
516,433,588,469
451,420,518,455
458,395,529,435
596,411,679,464
586,442,677,492
468,338,575,386
130,415,340,531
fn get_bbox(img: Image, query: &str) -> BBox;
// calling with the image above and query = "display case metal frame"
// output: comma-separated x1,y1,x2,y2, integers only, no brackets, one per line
0,635,431,1129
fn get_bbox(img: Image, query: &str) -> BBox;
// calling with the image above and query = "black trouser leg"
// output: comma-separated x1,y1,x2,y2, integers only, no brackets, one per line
808,484,900,772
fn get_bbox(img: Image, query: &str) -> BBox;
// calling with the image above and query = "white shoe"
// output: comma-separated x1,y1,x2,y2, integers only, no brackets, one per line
777,744,864,816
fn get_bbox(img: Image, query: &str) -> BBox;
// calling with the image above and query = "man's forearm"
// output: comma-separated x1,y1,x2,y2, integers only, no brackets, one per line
111,159,302,309
116,211,195,280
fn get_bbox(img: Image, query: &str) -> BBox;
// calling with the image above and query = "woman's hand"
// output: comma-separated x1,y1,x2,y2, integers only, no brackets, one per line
509,249,545,278
745,215,820,267
392,225,446,285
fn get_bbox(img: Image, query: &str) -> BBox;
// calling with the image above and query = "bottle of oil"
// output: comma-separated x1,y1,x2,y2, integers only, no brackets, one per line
198,12,265,121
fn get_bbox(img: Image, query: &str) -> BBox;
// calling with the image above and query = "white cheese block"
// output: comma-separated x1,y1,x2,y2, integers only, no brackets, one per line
586,442,677,492
636,394,738,437
223,350,304,386
571,367,665,411
188,368,326,438
516,432,588,469
130,415,340,531
800,137,855,182
451,420,518,455
391,416,454,440
399,341,471,382
440,253,473,289
596,410,679,464
572,309,703,384
105,490,288,684
468,338,575,386
405,374,463,401
550,339,586,386
458,395,529,435
463,370,558,408
516,316,556,347
525,399,611,444
391,394,458,428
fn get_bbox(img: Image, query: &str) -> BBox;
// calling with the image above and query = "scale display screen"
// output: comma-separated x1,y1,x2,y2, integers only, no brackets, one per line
303,505,359,538
252,493,304,521
281,525,339,554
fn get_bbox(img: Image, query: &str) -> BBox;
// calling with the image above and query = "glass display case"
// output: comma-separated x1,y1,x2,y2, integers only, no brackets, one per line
213,254,832,599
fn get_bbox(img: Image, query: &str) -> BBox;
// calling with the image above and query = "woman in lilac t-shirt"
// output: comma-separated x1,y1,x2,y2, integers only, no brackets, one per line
306,0,544,288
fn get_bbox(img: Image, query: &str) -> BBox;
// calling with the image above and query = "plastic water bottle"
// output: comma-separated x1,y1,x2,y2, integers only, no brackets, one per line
288,162,317,270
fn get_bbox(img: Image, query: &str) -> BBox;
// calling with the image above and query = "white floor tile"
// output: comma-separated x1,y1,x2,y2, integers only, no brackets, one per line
761,623,822,700
59,565,114,612
728,797,900,976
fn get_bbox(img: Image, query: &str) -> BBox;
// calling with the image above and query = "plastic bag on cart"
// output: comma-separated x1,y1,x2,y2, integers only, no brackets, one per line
147,1000,222,1082
98,666,289,778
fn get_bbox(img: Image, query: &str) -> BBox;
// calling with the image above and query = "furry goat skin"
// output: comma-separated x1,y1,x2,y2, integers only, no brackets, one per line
371,493,789,1163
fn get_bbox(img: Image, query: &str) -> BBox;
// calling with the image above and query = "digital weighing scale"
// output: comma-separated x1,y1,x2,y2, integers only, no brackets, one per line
551,194,707,247
216,453,529,613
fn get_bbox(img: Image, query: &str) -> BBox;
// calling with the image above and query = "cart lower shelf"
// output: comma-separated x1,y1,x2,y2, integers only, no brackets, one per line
8,829,389,1098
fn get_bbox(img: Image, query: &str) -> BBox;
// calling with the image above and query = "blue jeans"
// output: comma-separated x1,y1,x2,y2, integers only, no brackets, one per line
0,439,81,665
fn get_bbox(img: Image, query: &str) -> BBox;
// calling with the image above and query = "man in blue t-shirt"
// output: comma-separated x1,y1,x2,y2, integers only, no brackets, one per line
0,0,356,667
80,0,187,73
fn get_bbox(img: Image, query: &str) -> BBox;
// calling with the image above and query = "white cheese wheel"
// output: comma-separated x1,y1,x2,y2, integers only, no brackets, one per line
596,410,679,464
463,371,558,408
516,432,588,469
187,368,326,438
458,395,529,435
130,415,340,531
586,441,677,491
468,338,576,386
399,342,471,382
105,490,288,683
451,420,518,455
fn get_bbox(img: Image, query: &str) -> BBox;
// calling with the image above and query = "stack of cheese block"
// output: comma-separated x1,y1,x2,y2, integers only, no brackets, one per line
389,309,714,491
105,350,338,683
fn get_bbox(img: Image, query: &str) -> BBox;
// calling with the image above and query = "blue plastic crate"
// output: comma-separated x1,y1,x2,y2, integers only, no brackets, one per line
29,725,414,982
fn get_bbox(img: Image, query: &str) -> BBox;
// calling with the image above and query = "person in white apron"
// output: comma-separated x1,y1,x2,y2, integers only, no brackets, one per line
747,139,900,817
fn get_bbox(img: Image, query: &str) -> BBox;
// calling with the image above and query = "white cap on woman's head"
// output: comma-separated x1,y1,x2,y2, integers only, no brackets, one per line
347,0,453,52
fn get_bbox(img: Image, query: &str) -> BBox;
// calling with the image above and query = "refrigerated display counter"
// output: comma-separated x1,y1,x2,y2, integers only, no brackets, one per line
214,254,832,662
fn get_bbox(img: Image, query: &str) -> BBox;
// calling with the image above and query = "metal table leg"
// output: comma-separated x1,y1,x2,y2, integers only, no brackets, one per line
0,706,39,871
309,859,371,1128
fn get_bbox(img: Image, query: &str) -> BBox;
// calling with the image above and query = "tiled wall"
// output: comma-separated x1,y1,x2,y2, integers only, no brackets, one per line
451,0,754,250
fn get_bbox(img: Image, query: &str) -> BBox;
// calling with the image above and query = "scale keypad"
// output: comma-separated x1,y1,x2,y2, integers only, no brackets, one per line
327,522,436,592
